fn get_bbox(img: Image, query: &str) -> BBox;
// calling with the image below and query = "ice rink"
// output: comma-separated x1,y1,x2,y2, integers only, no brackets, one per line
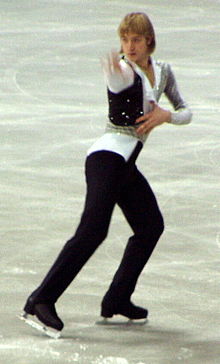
0,0,220,363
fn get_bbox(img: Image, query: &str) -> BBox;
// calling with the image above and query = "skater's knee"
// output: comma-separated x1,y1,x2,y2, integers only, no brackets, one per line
66,224,108,250
81,220,109,242
145,211,164,236
136,212,164,243
87,226,108,244
156,213,164,237
151,213,164,241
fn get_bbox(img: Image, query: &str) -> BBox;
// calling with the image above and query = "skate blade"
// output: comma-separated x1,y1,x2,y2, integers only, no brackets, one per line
18,313,61,339
96,317,148,326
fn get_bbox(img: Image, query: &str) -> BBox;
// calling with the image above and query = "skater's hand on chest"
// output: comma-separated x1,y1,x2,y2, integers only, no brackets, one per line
135,102,171,135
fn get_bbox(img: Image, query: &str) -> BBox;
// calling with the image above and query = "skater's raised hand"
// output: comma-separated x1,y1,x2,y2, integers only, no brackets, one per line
101,50,122,75
101,50,134,93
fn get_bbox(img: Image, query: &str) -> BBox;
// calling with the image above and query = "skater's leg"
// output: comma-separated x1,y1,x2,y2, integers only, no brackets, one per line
101,166,164,317
25,152,125,314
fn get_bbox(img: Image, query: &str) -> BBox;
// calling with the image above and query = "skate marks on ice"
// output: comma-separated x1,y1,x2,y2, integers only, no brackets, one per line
7,308,220,363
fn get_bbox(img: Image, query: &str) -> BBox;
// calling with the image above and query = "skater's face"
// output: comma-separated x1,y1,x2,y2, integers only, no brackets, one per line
120,32,150,66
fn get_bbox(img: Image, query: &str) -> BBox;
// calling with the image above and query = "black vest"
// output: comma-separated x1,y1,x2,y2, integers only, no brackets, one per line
108,72,144,126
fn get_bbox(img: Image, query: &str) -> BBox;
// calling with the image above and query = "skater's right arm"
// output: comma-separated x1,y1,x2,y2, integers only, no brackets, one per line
101,50,134,93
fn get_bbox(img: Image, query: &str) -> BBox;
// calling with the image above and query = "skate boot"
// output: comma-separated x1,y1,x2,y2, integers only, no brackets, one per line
101,300,148,320
20,296,64,338
97,295,148,326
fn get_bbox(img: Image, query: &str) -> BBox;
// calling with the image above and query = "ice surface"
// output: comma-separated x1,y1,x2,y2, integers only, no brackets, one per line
0,0,220,363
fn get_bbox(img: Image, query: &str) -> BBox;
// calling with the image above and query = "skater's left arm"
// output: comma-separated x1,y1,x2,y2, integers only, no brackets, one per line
135,101,172,136
163,64,193,125
135,64,192,136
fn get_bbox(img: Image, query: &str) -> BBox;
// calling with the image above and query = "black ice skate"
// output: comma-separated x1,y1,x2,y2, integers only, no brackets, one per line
20,298,64,339
98,300,148,325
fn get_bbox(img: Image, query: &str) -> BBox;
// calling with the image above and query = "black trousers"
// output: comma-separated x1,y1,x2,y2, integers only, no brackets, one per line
30,146,164,306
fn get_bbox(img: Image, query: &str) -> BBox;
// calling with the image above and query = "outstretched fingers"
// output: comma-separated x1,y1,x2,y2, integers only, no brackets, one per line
101,50,122,75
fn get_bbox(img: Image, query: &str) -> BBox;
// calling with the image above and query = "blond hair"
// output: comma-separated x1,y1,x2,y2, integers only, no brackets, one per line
118,12,156,54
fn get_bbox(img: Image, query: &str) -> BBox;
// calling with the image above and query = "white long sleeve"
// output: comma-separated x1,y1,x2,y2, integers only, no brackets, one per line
164,64,192,125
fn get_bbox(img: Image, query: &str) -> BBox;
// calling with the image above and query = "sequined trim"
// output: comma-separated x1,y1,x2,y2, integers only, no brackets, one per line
105,119,148,144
